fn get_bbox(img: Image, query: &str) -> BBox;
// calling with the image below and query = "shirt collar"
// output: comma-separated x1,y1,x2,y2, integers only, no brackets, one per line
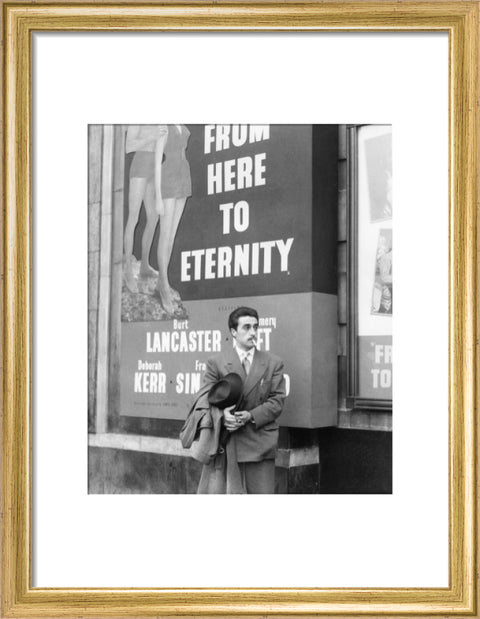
234,344,255,363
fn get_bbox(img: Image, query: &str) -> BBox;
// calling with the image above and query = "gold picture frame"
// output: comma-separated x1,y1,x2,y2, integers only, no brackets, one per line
2,1,478,616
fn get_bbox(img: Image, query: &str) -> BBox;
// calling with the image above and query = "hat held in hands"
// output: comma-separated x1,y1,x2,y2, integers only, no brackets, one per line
207,372,243,409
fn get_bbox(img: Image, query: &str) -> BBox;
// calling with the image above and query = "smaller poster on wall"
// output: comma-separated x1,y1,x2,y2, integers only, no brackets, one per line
358,335,392,399
371,228,392,316
365,132,392,222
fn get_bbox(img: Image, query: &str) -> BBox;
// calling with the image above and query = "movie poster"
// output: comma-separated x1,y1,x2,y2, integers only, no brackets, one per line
118,125,338,427
357,125,392,399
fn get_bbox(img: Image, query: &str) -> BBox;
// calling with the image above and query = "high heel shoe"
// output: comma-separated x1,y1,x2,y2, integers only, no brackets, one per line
124,269,138,293
153,287,176,315
170,287,181,302
138,264,158,279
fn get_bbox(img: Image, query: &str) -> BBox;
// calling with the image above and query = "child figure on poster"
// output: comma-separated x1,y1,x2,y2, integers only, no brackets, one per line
371,229,392,315
124,125,191,315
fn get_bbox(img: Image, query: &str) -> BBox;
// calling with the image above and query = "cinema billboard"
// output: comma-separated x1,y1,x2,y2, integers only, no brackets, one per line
119,125,338,428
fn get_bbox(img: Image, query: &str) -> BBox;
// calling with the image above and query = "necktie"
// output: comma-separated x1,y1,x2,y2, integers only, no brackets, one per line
242,355,251,375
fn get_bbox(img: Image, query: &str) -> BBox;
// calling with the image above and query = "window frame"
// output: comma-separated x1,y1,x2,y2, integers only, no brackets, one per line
346,124,392,412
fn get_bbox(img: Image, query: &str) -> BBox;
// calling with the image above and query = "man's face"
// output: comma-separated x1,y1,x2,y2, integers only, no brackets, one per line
231,316,258,351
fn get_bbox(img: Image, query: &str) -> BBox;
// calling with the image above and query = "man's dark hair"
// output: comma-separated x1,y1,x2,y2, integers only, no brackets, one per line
228,306,259,331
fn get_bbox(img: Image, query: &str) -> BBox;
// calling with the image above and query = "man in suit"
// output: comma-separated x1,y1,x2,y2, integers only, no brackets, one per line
203,306,286,493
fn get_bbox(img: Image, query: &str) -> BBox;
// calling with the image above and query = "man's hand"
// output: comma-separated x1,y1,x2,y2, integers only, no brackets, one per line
223,405,240,432
234,410,252,426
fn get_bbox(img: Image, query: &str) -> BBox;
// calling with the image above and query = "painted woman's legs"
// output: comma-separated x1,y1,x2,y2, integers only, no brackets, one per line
167,197,187,258
139,180,159,278
166,197,187,300
155,197,187,312
124,176,147,292
156,197,177,313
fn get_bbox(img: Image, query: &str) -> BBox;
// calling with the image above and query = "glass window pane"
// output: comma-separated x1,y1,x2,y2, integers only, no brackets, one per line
356,125,392,400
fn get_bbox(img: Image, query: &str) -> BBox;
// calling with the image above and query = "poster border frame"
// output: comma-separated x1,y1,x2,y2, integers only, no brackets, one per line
347,124,393,410
2,1,478,616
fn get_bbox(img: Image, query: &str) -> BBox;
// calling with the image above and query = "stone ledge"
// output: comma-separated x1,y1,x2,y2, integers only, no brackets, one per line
89,433,319,469
337,409,392,432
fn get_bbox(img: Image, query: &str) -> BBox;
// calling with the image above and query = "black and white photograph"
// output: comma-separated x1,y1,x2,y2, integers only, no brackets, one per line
88,124,392,494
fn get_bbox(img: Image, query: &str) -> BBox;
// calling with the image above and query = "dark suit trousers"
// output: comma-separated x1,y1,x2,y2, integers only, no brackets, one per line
239,459,275,494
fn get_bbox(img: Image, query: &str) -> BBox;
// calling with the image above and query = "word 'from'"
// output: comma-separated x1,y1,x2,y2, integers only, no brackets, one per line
204,125,270,154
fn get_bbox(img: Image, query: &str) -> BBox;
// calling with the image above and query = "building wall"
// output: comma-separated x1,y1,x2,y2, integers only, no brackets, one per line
318,428,392,493
337,125,349,417
88,428,391,494
88,126,102,433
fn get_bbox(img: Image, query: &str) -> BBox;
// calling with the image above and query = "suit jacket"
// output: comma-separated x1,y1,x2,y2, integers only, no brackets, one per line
180,382,245,493
204,347,286,463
